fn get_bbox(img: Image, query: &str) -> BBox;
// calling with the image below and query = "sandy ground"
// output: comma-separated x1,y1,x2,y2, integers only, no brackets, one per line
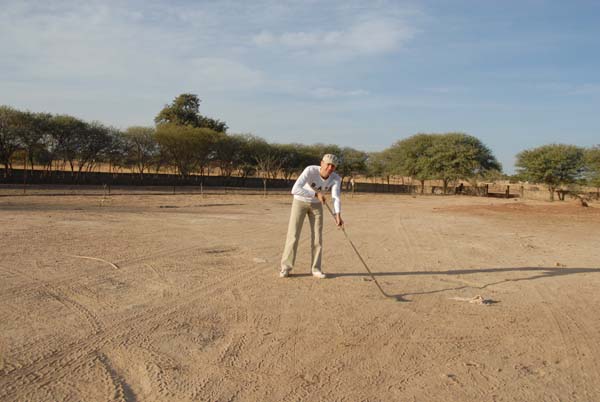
1,191,600,402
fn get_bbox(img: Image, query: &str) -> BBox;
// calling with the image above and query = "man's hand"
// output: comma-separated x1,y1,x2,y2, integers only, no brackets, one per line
335,213,344,228
316,192,326,203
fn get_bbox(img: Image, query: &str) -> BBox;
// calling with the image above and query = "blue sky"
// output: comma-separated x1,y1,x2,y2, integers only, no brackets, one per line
2,0,599,173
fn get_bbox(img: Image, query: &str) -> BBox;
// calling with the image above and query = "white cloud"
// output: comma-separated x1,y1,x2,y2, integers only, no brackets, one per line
1,2,148,79
187,58,265,91
0,0,421,130
310,87,369,99
346,20,413,53
251,18,415,57
252,31,275,46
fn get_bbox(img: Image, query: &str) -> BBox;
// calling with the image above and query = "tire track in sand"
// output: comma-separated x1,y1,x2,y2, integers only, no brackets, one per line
1,264,104,335
1,212,304,400
0,247,272,399
533,282,600,400
96,352,138,402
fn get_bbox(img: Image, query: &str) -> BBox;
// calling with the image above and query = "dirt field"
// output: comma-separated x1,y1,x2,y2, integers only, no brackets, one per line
1,191,600,401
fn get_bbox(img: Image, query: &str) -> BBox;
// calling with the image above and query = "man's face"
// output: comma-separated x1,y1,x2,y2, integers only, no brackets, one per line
320,160,336,177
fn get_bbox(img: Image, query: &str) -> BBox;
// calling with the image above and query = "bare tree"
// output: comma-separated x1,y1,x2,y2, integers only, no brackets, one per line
123,126,158,179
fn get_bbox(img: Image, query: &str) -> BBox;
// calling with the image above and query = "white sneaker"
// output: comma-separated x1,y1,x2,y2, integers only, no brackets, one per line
312,271,326,279
280,267,291,278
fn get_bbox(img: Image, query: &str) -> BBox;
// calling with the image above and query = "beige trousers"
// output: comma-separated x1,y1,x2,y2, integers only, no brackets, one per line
280,198,323,272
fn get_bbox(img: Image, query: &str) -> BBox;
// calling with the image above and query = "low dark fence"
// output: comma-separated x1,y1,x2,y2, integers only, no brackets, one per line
351,182,417,193
1,169,417,194
2,169,290,188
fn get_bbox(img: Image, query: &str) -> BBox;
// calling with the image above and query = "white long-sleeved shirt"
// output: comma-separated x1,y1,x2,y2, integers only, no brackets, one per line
291,166,342,213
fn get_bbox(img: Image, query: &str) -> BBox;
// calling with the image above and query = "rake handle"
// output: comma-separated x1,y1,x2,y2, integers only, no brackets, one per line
323,201,393,299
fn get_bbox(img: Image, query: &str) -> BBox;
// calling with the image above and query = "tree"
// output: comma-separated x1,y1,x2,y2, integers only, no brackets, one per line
255,149,281,180
213,133,244,178
154,93,228,133
516,144,585,201
338,147,368,184
365,151,388,179
199,116,228,133
102,128,127,174
123,126,158,179
0,106,23,176
275,143,314,182
16,111,53,173
481,169,507,182
250,138,281,195
385,134,437,193
74,122,114,175
584,145,600,192
429,133,502,193
155,93,201,126
48,114,87,173
385,133,501,194
155,123,218,177
233,134,261,178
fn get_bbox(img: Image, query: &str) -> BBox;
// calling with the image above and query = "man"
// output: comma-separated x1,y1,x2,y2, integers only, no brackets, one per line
280,154,344,279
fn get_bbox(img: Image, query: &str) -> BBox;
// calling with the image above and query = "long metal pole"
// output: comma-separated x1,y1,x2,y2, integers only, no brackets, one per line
324,201,402,301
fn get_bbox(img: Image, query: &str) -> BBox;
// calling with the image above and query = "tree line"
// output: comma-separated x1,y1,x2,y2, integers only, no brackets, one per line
1,93,599,198
375,135,599,199
0,95,369,185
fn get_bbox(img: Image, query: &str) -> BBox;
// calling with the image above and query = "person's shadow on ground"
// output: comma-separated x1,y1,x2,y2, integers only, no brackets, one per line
326,266,600,302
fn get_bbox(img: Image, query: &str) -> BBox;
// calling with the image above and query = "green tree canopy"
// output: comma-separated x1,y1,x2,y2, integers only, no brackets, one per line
227,134,262,178
365,151,388,179
0,105,24,174
15,111,53,173
249,137,281,180
584,145,600,189
275,143,314,181
429,133,502,192
155,123,219,177
154,93,228,133
48,114,88,173
74,122,116,174
123,126,158,178
383,133,501,193
337,147,368,181
385,133,436,192
515,144,585,200
213,134,246,178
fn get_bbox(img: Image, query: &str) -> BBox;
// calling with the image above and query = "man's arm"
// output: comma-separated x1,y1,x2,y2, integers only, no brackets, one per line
331,176,344,227
315,191,344,227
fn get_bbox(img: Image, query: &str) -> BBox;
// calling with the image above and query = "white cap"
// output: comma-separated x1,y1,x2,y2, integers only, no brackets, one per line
322,154,340,166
